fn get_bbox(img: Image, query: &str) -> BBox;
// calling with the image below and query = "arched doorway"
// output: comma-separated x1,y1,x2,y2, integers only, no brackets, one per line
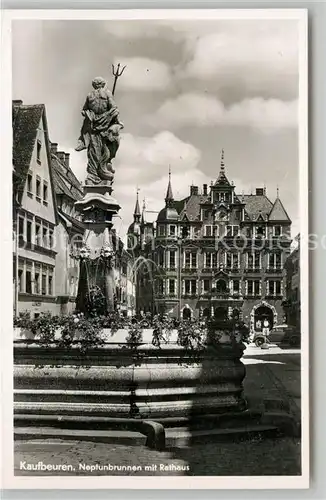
254,305,274,331
182,307,191,320
214,306,228,320
202,307,210,318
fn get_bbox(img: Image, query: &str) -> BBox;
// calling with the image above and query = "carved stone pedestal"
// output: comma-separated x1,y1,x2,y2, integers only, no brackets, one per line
74,182,121,315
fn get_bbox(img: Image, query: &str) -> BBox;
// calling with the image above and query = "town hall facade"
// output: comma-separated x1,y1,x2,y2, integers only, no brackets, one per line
128,152,292,333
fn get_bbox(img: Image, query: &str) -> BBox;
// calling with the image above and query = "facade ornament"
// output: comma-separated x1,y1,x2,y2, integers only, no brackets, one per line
79,244,90,260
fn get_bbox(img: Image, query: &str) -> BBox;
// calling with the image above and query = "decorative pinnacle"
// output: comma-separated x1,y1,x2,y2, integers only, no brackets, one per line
220,149,225,172
134,187,141,217
276,185,279,198
165,166,174,204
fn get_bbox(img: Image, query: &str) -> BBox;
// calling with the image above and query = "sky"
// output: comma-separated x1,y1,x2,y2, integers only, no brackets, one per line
12,18,300,240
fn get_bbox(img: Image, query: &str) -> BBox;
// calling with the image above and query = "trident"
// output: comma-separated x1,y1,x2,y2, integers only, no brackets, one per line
111,63,126,96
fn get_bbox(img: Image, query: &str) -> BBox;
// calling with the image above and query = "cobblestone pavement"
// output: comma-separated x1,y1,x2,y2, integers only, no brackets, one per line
14,345,302,477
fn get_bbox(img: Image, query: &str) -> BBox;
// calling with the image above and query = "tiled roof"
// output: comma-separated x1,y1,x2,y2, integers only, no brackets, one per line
241,194,273,220
51,154,83,202
268,197,291,222
180,194,205,221
12,103,44,200
155,192,290,224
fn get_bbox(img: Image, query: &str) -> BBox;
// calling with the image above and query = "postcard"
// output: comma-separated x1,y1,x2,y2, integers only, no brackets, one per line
1,8,308,489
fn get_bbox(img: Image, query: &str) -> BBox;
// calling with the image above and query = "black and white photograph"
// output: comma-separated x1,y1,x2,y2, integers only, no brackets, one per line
2,8,308,489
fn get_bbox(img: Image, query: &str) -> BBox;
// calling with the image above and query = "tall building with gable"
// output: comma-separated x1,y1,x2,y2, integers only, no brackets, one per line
13,100,59,316
128,152,292,332
13,100,135,318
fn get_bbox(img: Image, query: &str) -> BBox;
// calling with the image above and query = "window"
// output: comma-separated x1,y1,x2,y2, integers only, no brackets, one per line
254,251,261,269
246,251,260,269
49,228,54,249
48,274,53,295
184,279,197,295
27,173,33,194
156,279,164,294
158,225,165,236
42,226,48,248
203,279,210,292
226,253,239,269
246,280,260,296
43,182,48,204
18,217,24,245
226,225,239,237
158,250,164,267
235,210,241,220
168,279,175,295
35,223,41,246
274,225,282,237
18,269,23,292
42,273,47,295
205,252,212,268
34,271,40,294
205,225,212,237
268,280,282,296
169,225,176,236
256,225,266,237
181,226,189,239
26,220,32,244
269,253,282,269
185,251,197,269
233,280,240,294
36,177,41,200
169,250,176,268
203,209,210,220
26,270,32,294
37,140,41,163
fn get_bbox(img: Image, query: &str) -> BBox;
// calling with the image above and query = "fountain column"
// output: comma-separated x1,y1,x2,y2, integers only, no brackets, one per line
75,181,120,315
73,74,125,315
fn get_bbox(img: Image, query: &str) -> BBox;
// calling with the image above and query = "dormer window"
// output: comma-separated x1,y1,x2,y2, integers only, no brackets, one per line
37,140,42,164
203,209,210,220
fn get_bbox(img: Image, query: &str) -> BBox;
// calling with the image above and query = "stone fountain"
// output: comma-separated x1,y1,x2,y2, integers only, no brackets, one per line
74,72,125,314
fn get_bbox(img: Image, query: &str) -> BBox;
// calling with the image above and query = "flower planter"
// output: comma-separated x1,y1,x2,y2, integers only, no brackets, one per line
14,328,247,423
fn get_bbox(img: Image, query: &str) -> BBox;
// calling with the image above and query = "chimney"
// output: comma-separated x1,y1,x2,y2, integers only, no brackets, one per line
13,99,23,106
64,153,70,169
50,142,58,155
256,188,264,196
203,184,208,196
57,151,66,164
190,185,199,196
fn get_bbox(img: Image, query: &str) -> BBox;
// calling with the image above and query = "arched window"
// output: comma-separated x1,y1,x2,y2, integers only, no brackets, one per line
182,307,191,320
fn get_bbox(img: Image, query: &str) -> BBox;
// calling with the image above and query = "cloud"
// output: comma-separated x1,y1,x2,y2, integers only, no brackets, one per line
182,21,299,98
114,168,211,242
114,131,201,185
148,93,298,131
112,57,172,91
